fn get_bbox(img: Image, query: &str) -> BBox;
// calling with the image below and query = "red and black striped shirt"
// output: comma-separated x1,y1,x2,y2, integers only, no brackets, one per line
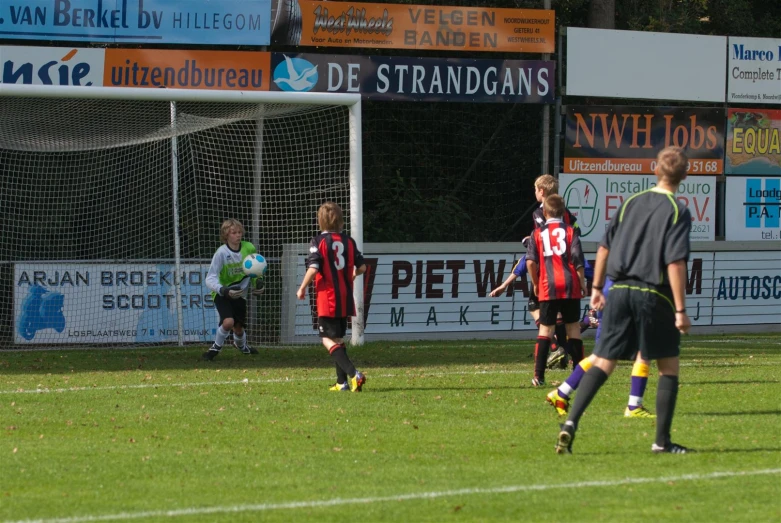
526,219,584,301
305,232,365,318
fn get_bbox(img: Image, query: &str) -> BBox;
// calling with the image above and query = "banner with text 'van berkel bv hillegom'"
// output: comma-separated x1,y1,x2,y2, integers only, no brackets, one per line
271,0,554,53
560,106,723,242
0,0,272,45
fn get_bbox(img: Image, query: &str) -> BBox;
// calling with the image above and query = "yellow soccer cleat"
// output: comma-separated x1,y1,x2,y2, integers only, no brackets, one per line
329,382,350,392
349,371,366,392
625,405,656,418
546,390,570,416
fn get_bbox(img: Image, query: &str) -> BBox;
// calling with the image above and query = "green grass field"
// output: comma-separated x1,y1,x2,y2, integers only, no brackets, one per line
1,334,780,522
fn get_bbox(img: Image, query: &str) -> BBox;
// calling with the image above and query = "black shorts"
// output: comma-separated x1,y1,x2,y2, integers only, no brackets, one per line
214,295,247,327
594,284,680,361
318,317,348,339
538,299,581,325
528,291,540,312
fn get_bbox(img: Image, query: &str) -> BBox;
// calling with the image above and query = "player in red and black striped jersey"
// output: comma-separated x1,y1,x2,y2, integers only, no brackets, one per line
527,174,582,371
297,202,367,393
526,194,587,387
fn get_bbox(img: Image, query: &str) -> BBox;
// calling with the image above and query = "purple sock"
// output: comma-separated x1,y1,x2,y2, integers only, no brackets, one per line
559,365,586,400
627,375,648,410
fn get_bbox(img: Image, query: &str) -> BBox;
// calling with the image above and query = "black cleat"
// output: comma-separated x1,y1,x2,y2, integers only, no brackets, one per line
651,442,693,454
234,340,258,354
546,347,567,370
556,423,575,454
202,344,221,361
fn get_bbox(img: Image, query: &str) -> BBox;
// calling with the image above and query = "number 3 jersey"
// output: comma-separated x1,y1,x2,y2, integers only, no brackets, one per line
305,231,365,318
526,219,585,301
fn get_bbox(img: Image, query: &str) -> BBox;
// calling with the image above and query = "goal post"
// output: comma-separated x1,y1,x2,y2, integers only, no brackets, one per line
0,84,364,349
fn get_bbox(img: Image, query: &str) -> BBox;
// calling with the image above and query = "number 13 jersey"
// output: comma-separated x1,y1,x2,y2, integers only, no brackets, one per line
526,219,585,301
305,231,365,317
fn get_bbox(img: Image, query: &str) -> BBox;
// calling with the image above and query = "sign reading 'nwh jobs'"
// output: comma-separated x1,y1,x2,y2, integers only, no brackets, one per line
564,106,725,175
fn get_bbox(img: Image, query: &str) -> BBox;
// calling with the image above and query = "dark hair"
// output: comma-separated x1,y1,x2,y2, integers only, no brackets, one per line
543,194,565,218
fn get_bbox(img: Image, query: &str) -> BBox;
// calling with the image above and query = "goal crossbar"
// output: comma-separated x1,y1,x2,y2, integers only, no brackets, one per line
0,85,364,347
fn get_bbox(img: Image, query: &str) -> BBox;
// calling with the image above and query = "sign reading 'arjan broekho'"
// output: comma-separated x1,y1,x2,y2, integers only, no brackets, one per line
271,0,554,53
564,106,725,175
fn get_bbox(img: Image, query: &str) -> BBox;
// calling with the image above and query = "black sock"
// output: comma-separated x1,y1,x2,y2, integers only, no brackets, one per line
335,363,348,384
329,344,357,378
566,367,609,428
555,322,567,351
567,338,584,366
534,337,551,381
655,375,679,447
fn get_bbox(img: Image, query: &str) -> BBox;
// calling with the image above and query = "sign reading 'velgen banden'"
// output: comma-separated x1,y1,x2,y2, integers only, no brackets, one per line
0,0,272,45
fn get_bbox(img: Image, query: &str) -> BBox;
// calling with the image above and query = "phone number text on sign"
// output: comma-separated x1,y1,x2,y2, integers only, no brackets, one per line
560,174,716,241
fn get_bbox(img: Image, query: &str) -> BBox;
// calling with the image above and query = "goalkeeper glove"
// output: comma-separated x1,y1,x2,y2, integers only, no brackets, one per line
251,277,265,296
219,284,243,299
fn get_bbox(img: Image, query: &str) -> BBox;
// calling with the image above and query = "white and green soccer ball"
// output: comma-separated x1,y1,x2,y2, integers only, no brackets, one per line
242,254,268,278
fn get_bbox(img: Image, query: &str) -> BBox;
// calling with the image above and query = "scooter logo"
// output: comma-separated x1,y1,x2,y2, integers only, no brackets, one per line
273,55,318,92
17,285,66,341
563,177,600,237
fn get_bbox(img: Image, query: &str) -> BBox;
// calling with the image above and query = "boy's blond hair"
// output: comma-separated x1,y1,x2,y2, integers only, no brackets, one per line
220,219,244,244
534,174,558,197
656,147,688,185
543,194,565,219
318,201,344,232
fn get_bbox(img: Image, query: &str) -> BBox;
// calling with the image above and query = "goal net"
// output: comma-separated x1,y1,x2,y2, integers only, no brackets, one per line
0,85,363,349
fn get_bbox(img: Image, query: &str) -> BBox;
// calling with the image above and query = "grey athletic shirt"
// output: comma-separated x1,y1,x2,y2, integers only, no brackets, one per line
600,187,691,289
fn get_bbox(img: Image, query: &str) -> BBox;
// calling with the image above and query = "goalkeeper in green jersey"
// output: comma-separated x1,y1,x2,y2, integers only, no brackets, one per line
202,219,264,361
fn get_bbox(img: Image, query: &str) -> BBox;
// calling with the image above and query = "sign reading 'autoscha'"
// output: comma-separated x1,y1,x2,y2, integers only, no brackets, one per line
564,106,725,175
270,53,553,103
0,0,272,45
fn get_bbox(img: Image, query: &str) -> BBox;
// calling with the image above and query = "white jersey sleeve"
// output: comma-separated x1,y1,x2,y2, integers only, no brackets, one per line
205,247,225,294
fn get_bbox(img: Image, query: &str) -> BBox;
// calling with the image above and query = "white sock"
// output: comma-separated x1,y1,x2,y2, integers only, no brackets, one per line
234,331,246,348
215,326,230,347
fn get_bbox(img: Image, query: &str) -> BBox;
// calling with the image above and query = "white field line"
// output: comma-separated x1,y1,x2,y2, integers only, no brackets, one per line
0,361,777,395
6,468,780,523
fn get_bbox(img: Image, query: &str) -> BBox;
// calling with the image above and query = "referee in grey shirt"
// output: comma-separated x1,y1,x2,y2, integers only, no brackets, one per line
556,146,693,455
